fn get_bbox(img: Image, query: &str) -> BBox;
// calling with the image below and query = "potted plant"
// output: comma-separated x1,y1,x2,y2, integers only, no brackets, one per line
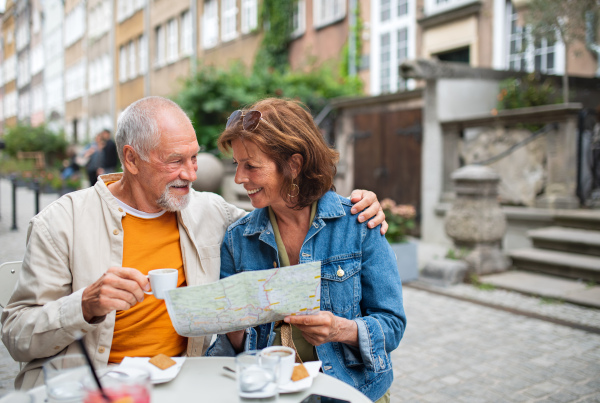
381,198,418,283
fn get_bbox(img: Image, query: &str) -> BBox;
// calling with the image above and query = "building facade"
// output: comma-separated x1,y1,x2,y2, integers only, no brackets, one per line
0,0,598,142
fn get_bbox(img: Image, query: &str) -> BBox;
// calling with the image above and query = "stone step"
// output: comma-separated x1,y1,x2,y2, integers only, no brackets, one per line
480,270,600,309
509,248,600,282
528,226,600,257
554,210,600,231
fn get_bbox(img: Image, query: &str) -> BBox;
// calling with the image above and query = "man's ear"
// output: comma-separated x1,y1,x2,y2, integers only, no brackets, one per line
122,145,140,174
289,153,304,178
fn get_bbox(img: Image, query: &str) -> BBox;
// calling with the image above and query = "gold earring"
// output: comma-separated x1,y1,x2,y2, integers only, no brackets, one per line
288,182,299,198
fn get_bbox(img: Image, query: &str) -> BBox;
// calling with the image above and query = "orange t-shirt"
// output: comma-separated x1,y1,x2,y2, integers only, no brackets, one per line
108,210,187,364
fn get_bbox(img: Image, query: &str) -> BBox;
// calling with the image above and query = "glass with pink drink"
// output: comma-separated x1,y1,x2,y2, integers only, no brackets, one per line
84,367,151,403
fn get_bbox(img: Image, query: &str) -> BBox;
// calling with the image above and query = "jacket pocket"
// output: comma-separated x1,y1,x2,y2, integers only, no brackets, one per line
197,244,221,283
320,255,361,317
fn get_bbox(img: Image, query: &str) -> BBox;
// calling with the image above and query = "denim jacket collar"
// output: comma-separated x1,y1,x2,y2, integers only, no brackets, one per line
241,191,347,238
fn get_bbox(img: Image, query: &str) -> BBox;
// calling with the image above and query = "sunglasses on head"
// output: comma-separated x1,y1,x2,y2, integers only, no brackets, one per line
226,110,267,132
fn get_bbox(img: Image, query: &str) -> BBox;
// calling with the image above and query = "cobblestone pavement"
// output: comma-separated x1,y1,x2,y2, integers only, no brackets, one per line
0,178,59,394
390,287,600,403
1,179,600,401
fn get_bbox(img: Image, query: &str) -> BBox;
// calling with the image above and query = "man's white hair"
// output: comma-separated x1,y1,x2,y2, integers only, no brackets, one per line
115,96,192,164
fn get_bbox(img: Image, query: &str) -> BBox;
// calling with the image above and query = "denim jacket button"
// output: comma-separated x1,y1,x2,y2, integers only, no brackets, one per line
324,365,332,371
313,222,318,228
337,266,344,277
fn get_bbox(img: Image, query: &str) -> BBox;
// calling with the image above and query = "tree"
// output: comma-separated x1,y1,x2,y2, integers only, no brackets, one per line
525,0,600,103
175,63,362,152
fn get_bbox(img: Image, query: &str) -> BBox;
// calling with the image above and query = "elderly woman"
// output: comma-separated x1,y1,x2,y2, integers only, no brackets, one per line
207,98,406,402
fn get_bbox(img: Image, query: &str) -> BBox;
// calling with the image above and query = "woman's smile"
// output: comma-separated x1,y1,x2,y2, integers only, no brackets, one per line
247,187,263,196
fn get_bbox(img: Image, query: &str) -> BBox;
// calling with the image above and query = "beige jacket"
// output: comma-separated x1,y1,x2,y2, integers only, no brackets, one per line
0,173,247,389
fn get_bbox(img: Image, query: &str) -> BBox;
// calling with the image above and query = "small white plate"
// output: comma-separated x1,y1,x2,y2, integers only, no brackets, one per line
278,361,322,394
239,382,279,399
117,357,186,384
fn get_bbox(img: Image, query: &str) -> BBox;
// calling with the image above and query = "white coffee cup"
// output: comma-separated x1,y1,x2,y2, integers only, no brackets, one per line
144,268,178,300
261,346,296,385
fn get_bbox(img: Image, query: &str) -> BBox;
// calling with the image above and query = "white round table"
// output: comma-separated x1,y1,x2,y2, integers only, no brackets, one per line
26,357,371,403
154,357,371,402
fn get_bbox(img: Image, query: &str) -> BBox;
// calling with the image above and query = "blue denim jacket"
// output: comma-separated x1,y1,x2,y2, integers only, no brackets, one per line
206,191,406,401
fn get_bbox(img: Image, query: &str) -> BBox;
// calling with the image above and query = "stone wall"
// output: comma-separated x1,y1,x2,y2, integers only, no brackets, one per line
459,126,547,206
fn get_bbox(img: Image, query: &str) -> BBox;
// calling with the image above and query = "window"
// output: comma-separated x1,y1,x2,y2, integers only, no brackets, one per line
3,56,16,84
16,20,30,51
18,91,30,121
32,11,41,33
31,45,44,76
181,10,193,56
117,0,126,22
17,53,30,89
371,0,415,95
506,4,560,75
64,4,86,47
314,0,346,28
32,85,44,113
202,0,218,49
167,18,179,63
221,0,238,42
381,0,391,22
139,35,148,75
241,0,257,34
424,0,477,16
128,40,137,79
90,1,111,39
118,0,144,22
397,27,408,90
380,33,391,94
45,76,63,113
119,45,127,82
156,25,166,67
398,0,408,16
508,5,527,71
4,91,17,118
65,61,86,101
104,54,113,90
291,0,306,38
534,35,556,74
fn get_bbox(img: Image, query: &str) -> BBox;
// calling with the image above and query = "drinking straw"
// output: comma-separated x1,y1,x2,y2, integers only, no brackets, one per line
76,336,112,402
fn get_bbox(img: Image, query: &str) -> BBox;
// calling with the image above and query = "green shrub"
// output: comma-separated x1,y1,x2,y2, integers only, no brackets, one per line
3,124,68,166
175,62,362,152
496,73,562,111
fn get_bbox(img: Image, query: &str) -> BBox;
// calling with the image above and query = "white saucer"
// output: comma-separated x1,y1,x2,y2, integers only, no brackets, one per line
117,357,186,384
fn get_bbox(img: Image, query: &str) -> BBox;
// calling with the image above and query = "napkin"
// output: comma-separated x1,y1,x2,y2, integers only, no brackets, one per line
119,356,186,384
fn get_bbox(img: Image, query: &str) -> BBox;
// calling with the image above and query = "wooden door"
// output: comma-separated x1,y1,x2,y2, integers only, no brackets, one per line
352,108,422,220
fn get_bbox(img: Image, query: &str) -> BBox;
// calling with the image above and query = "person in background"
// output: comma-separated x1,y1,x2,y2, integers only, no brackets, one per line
84,133,105,185
98,129,119,175
207,98,406,403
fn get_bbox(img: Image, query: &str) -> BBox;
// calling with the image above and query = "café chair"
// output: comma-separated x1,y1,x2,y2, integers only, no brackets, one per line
0,261,22,309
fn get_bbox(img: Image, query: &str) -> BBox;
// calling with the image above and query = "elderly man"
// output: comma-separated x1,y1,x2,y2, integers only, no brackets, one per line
1,96,386,389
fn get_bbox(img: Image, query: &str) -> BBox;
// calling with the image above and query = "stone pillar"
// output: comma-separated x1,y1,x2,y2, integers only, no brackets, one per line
535,117,580,209
444,165,510,275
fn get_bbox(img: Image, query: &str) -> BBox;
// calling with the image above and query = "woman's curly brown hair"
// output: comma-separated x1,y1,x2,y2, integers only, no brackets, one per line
218,98,339,209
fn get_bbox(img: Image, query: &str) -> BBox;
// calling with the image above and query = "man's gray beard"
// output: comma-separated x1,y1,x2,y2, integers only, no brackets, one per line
157,180,191,211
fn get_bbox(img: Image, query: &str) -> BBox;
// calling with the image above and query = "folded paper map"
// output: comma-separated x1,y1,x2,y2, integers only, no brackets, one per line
164,261,322,337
